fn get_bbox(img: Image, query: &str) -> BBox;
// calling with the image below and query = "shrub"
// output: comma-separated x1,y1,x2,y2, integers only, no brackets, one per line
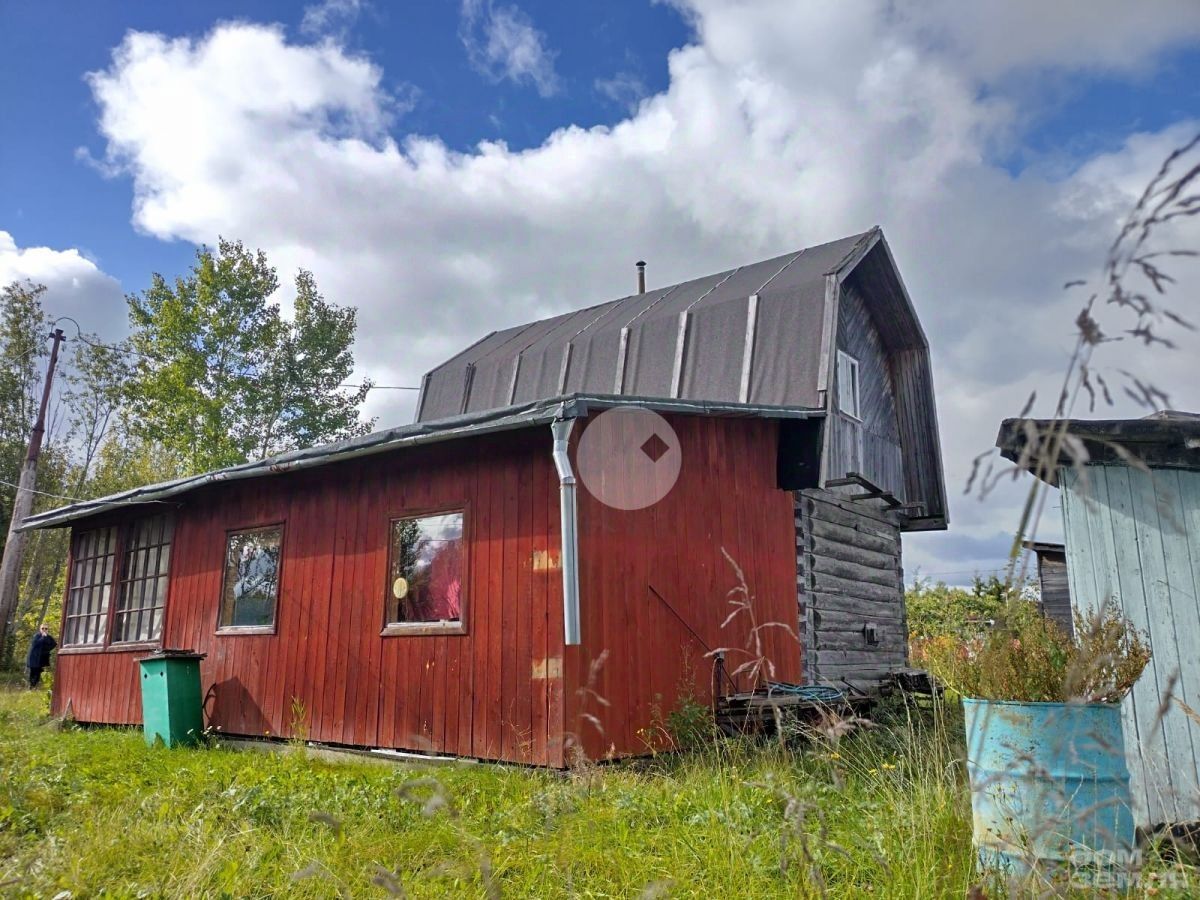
916,598,1150,703
906,574,1034,640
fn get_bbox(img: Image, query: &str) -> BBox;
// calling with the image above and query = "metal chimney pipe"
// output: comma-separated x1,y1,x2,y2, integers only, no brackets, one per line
636,260,646,294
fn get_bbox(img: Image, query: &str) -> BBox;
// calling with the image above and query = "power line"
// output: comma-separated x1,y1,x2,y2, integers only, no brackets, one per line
0,477,172,507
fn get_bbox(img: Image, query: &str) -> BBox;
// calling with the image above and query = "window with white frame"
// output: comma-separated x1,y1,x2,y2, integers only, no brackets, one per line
836,350,861,420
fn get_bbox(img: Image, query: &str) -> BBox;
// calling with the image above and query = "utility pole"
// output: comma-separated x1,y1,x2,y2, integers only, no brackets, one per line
0,328,66,656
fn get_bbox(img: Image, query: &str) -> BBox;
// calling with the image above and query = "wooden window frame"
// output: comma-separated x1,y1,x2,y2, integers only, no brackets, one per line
59,516,175,654
215,521,286,636
836,349,862,421
61,527,118,649
381,504,469,637
111,515,174,647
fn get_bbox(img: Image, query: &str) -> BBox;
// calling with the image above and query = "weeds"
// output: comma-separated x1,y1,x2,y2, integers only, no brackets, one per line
916,598,1150,703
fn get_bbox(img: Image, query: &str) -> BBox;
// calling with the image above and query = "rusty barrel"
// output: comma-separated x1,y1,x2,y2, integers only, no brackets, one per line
963,699,1138,878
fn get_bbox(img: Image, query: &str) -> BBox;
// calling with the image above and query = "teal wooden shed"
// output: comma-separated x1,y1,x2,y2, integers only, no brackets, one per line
999,411,1200,830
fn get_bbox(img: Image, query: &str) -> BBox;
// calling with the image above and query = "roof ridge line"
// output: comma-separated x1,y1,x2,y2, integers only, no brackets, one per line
824,226,881,276
755,247,808,293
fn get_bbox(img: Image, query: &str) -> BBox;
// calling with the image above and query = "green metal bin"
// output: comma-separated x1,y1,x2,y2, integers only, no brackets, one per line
138,650,206,747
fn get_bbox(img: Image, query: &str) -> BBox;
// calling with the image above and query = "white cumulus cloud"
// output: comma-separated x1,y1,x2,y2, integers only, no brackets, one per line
0,232,125,338
81,0,1200,577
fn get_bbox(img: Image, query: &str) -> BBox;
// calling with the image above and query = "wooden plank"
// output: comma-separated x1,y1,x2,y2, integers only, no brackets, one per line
812,606,905,629
808,554,900,589
1153,468,1200,812
1092,466,1174,825
804,491,899,531
529,444,550,765
1062,466,1157,825
801,533,899,571
484,437,506,760
1128,467,1198,817
359,464,386,748
513,444,535,762
811,648,905,666
545,431,565,767
1171,470,1200,820
344,460,374,746
808,570,901,604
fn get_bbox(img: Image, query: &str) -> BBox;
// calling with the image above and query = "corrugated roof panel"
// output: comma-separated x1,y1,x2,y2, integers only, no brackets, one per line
747,280,827,407
623,312,680,397
419,324,527,416
463,356,513,413
565,330,624,394
680,295,751,403
687,253,795,309
645,270,733,316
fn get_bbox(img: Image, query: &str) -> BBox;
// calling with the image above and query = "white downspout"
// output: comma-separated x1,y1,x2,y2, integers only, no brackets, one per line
551,418,581,645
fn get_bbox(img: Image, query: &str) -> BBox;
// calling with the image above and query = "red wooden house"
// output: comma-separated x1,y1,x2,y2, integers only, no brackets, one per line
24,228,947,766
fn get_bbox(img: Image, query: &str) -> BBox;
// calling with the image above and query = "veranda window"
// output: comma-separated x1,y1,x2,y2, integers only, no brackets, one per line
113,515,174,643
385,511,465,630
218,525,284,631
63,527,117,646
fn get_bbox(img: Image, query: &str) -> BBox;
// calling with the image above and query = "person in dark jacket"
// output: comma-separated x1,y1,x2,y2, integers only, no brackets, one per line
26,624,56,688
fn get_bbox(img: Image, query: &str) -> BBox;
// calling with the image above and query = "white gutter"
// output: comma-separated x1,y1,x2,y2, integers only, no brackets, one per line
551,418,581,645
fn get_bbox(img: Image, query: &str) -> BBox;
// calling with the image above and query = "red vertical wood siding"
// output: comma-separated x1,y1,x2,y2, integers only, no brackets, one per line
52,429,568,766
563,415,801,761
51,414,800,766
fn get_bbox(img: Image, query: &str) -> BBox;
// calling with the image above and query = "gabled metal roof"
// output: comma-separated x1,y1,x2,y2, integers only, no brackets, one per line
20,394,822,532
417,230,877,422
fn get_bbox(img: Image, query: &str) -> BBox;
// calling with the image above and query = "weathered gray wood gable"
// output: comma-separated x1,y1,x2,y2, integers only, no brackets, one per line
819,231,947,530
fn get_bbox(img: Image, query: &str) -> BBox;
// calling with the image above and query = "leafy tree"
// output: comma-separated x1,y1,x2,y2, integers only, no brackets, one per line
1,323,133,665
61,335,132,485
125,240,373,473
87,422,188,499
254,270,372,459
905,573,1036,640
0,281,49,536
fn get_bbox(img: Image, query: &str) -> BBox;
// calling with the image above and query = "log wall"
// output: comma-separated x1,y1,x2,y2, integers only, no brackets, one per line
795,488,906,684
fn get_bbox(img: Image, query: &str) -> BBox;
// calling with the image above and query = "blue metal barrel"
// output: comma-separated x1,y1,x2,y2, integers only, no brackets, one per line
963,699,1138,877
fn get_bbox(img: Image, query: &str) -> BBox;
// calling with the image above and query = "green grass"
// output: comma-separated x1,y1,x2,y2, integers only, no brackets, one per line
0,685,1194,898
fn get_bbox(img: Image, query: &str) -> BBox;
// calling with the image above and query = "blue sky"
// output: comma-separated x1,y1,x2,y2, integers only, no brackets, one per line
2,0,1199,582
2,0,690,292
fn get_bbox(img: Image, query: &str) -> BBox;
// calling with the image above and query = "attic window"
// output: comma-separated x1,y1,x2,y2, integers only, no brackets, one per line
836,350,861,420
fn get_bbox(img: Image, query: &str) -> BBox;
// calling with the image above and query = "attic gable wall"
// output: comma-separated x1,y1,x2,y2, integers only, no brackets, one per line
824,281,906,502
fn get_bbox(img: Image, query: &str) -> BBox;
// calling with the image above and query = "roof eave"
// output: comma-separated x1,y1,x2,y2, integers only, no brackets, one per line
20,393,824,532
